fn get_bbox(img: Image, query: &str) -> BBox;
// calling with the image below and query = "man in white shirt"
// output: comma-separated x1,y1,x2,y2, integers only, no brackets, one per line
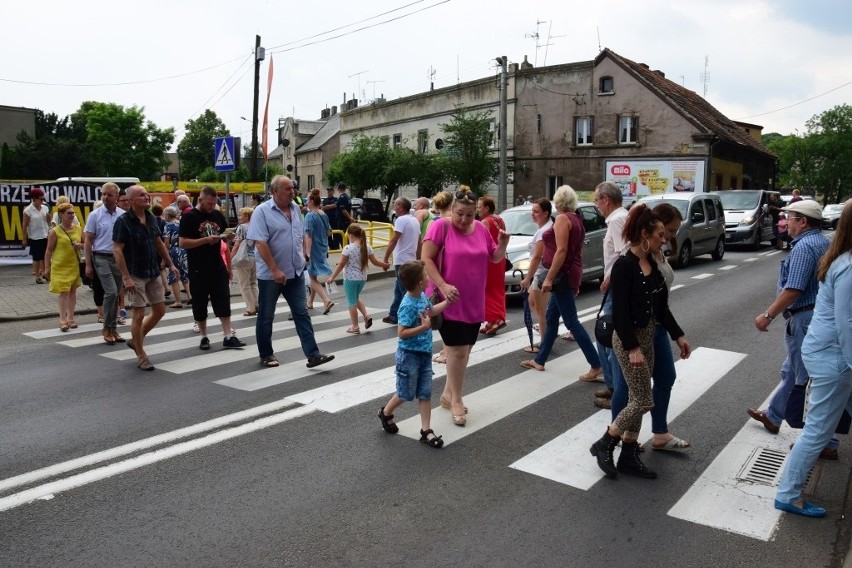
84,182,127,345
592,181,628,408
382,197,420,324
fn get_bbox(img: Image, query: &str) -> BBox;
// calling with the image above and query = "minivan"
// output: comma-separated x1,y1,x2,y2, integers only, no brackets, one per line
712,189,780,248
637,193,726,268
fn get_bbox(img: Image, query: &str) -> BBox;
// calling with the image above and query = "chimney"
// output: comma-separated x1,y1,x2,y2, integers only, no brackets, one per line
331,105,337,115
639,63,650,69
653,70,665,78
320,108,330,119
520,55,533,70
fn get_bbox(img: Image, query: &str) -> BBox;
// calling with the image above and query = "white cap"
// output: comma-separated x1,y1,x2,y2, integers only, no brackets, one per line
782,200,822,220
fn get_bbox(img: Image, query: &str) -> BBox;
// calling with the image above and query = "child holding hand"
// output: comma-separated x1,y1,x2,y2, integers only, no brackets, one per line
377,260,452,448
327,224,388,334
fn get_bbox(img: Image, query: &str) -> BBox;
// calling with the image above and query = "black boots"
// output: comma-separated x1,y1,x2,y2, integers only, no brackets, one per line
590,430,619,478
617,441,657,479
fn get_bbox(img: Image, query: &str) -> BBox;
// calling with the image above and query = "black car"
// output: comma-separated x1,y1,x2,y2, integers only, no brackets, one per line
357,198,389,222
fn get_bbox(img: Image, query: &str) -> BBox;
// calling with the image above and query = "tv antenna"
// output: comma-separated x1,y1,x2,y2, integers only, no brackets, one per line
366,80,385,100
348,70,369,100
541,21,565,66
428,66,436,90
700,55,710,98
525,19,547,66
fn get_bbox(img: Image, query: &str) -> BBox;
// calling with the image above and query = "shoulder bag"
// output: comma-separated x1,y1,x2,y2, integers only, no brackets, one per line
594,288,614,348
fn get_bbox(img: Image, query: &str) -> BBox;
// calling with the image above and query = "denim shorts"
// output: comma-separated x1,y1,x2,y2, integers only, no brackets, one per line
395,349,433,401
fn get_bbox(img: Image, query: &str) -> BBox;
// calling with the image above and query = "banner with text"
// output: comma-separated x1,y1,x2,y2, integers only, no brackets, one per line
604,159,707,199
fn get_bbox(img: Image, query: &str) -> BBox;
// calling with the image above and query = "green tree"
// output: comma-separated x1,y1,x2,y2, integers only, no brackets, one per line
326,135,392,196
177,110,229,180
440,108,498,193
804,104,852,204
71,101,174,179
0,110,95,178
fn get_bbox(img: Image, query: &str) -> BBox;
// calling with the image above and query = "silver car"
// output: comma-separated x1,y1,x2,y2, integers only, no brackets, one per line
638,193,726,268
503,202,607,297
823,203,844,230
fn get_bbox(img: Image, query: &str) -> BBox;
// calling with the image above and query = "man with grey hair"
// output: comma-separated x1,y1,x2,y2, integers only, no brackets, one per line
382,196,420,324
591,181,628,408
248,175,334,369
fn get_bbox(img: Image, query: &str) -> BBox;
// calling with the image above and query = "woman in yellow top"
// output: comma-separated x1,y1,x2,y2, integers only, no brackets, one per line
44,202,84,331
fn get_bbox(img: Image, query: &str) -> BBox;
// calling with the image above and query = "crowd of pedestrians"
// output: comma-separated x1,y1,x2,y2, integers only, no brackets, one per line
22,180,851,490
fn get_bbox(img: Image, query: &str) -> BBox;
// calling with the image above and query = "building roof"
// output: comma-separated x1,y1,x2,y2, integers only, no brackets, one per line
295,113,340,154
295,120,326,136
597,48,775,159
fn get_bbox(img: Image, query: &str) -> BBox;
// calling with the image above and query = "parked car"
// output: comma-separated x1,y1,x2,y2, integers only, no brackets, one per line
350,197,363,219
780,194,814,203
503,202,607,297
638,192,726,268
357,198,389,222
711,189,779,248
822,203,845,230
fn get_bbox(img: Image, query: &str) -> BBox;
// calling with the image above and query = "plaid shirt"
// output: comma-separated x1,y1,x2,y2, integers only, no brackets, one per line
777,227,829,309
113,210,163,279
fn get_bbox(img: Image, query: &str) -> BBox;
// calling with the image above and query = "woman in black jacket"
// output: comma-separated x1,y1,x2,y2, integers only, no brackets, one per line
590,204,691,479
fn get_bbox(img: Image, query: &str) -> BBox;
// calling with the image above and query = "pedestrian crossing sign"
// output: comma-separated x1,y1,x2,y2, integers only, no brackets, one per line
214,137,236,172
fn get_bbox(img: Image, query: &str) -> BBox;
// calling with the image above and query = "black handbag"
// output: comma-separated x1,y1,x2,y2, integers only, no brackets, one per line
594,289,614,348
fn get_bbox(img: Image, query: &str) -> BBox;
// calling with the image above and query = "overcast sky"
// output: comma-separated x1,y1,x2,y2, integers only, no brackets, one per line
4,0,850,150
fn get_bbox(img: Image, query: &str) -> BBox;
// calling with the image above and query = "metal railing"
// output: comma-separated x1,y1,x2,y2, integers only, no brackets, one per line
327,221,394,253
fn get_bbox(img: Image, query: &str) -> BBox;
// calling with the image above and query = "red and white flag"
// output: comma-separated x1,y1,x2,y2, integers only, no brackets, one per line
262,55,274,160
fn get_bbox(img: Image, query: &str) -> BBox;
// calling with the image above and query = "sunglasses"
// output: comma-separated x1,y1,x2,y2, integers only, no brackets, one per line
454,191,475,203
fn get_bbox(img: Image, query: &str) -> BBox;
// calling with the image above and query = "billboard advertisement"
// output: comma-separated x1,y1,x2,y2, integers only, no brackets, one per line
604,159,706,199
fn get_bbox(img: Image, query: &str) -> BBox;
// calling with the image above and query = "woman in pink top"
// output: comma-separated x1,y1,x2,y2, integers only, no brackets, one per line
422,187,509,426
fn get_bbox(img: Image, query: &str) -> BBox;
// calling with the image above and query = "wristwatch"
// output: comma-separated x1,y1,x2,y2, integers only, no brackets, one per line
762,312,775,321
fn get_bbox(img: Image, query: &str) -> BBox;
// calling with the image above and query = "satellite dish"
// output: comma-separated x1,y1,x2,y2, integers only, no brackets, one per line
435,138,444,150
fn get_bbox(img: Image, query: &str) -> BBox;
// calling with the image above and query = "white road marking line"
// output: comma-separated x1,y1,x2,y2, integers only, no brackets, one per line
668,398,800,541
508,347,746,490
719,265,737,271
394,349,590,445
670,284,685,291
691,273,714,280
744,258,758,262
0,405,315,513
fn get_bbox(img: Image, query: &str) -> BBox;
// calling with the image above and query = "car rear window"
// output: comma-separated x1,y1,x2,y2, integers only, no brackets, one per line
717,191,761,210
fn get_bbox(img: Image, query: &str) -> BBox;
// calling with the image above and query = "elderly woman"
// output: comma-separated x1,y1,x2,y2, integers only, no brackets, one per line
775,201,852,518
477,195,508,335
162,207,190,308
422,187,509,426
590,204,691,479
43,202,84,331
520,186,602,379
230,206,259,316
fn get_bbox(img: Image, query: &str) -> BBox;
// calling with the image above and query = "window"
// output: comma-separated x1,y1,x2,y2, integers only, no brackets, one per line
575,117,594,145
618,116,638,144
307,175,315,190
536,114,542,133
599,76,614,94
547,176,563,198
488,120,498,149
578,206,606,232
705,198,717,221
392,133,402,148
690,199,706,223
417,129,428,154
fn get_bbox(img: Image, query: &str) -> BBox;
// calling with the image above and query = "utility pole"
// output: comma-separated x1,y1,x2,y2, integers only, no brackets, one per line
251,35,265,182
496,56,508,212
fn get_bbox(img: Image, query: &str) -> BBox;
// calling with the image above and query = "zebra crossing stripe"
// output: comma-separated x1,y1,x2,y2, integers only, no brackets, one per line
508,347,746,490
667,398,800,541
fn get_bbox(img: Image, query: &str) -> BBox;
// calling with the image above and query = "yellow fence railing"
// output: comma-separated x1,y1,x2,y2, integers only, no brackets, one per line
328,221,394,254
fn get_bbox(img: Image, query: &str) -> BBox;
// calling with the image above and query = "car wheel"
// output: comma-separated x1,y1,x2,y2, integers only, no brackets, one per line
833,219,839,230
711,236,725,260
675,241,691,269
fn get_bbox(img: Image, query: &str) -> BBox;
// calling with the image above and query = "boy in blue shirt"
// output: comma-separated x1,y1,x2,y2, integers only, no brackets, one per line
378,260,451,448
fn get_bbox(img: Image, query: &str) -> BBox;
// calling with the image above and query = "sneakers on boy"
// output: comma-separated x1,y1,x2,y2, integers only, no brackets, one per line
223,336,246,349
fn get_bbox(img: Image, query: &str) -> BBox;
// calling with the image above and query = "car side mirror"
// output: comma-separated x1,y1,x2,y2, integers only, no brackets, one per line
762,204,769,213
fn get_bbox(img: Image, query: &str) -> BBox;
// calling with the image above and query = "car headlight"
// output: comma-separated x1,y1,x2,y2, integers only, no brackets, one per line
739,215,754,226
513,258,531,271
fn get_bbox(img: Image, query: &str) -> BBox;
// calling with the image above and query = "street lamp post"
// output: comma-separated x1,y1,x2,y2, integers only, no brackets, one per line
495,56,508,212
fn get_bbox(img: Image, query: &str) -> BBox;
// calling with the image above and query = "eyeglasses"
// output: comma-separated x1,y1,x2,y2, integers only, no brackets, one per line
64,211,76,215
454,191,475,203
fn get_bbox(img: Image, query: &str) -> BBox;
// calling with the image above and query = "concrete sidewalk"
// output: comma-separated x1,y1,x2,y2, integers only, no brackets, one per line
0,251,393,322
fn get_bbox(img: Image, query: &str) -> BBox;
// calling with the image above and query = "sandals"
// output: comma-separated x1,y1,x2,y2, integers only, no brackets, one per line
378,406,399,434
440,396,467,414
520,359,544,371
652,437,691,452
346,327,360,334
60,321,70,332
69,321,78,329
97,316,105,323
260,356,280,368
578,369,605,382
482,321,507,336
171,303,184,309
243,309,257,316
420,429,444,448
137,355,155,371
452,414,466,427
323,302,335,315
523,345,540,354
364,316,373,329
432,353,447,364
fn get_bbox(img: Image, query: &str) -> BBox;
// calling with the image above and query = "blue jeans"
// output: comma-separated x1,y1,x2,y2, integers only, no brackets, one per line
388,265,404,319
395,349,433,401
256,277,320,360
534,280,600,369
611,325,676,433
766,311,813,427
776,346,852,504
596,293,622,391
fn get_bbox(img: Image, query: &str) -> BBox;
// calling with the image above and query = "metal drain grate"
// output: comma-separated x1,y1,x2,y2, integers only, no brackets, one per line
738,447,787,485
736,446,823,493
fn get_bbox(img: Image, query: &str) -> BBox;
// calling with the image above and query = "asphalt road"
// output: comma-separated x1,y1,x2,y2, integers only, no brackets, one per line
1,245,850,567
